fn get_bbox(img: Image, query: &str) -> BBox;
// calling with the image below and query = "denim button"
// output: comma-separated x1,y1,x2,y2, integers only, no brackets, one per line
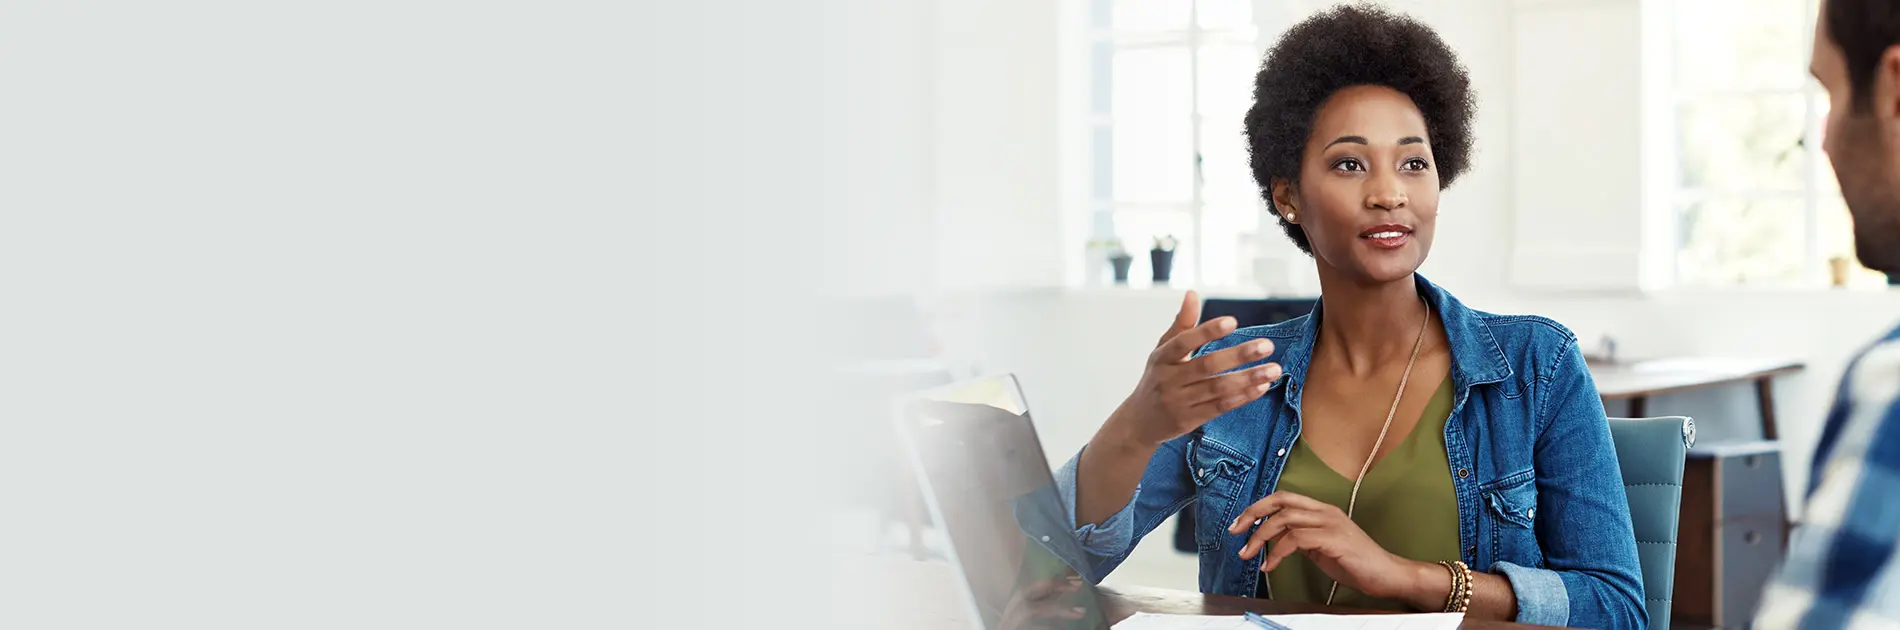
1041,535,1051,543
1199,468,1210,478
1458,468,1470,479
1466,545,1476,557
1276,448,1287,457
1526,508,1535,519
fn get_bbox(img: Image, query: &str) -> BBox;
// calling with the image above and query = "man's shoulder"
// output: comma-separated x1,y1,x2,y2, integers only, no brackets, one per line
1842,325,1900,465
1807,322,1900,522
1844,324,1900,417
1759,324,1900,627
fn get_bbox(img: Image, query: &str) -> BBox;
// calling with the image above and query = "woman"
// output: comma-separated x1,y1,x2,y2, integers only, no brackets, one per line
1050,6,1644,627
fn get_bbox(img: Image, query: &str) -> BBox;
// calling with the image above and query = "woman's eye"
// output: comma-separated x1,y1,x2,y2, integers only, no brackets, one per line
1403,158,1430,171
1331,158,1364,172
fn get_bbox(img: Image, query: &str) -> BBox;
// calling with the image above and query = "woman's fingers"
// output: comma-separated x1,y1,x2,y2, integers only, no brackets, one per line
1238,508,1328,559
1184,384,1270,420
1172,339,1275,382
1151,316,1236,365
1180,363,1282,406
1228,494,1278,535
1018,578,1072,601
1175,365,1281,421
1155,290,1203,347
1227,491,1329,535
1260,529,1319,572
1261,491,1336,515
1000,580,1089,630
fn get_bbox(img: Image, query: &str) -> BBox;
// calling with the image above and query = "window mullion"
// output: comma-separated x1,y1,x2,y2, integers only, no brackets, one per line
1188,0,1204,285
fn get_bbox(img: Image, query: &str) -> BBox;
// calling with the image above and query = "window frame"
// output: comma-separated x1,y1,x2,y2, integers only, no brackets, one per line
1084,0,1261,287
1662,0,1844,288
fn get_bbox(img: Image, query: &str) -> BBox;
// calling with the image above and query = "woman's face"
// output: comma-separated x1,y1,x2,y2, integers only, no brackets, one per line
1274,84,1440,285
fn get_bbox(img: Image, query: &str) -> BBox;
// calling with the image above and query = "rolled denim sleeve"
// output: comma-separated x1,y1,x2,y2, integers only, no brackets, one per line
1053,451,1141,557
1508,338,1647,629
1493,562,1573,626
1049,435,1196,583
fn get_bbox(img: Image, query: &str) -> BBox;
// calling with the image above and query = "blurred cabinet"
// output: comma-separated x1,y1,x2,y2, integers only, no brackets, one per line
1674,441,1786,628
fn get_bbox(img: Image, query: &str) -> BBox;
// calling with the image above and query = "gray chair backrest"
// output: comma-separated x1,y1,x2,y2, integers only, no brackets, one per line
1607,416,1693,630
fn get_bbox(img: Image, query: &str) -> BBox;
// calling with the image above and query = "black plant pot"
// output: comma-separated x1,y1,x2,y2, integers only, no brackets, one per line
1150,249,1174,283
1110,256,1133,284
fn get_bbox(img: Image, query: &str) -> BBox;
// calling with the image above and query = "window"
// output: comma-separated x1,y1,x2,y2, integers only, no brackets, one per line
1667,0,1885,287
1085,0,1263,286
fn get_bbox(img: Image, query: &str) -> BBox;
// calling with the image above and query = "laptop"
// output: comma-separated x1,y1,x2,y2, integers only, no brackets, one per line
892,374,1111,630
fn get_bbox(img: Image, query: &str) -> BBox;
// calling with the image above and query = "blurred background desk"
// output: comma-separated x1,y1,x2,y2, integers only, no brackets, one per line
1589,357,1804,439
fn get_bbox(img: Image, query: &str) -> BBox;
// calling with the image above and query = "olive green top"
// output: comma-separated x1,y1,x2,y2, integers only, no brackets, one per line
1263,376,1461,611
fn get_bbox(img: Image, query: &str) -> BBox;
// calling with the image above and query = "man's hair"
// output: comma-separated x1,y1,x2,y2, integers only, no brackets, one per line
1827,0,1900,113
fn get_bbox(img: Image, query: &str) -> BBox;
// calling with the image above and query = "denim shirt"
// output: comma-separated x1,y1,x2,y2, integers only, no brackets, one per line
1046,275,1645,629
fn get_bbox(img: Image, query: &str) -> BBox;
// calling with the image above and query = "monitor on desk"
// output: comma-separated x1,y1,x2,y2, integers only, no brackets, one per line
893,374,1109,630
1200,297,1318,329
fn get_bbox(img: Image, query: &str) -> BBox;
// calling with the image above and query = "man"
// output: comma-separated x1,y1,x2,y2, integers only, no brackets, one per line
1757,1,1900,627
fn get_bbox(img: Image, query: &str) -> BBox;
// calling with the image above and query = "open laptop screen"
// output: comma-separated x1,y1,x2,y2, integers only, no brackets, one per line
896,376,1109,630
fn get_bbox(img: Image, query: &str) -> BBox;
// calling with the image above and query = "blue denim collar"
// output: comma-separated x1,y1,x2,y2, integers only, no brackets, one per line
1272,273,1514,395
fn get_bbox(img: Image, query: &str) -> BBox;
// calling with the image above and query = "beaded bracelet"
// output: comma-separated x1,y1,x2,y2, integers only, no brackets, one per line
1437,560,1473,613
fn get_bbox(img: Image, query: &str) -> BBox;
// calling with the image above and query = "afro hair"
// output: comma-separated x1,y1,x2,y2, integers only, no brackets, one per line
1243,4,1477,255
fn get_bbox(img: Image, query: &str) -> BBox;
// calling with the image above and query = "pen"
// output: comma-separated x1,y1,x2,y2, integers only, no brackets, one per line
1242,611,1294,630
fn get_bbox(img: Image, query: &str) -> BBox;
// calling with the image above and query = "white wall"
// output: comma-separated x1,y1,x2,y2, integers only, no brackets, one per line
821,0,1069,297
929,0,1068,292
915,0,1900,590
823,0,939,296
0,1,865,626
1506,0,1655,290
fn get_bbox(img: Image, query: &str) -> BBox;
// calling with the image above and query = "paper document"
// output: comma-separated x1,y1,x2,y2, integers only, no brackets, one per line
1111,611,1464,630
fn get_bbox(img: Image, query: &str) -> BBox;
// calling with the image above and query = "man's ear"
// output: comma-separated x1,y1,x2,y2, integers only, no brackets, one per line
1877,45,1900,141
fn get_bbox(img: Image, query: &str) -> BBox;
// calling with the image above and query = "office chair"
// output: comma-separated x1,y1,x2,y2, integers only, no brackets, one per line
1199,298,1319,329
1608,416,1694,630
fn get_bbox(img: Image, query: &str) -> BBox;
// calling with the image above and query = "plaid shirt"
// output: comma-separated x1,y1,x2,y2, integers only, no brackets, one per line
1758,323,1900,629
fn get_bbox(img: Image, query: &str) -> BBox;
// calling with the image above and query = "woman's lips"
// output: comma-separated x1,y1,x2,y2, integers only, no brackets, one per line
1359,225,1413,249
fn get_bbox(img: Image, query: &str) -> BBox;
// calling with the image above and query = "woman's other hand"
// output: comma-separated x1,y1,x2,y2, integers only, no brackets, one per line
1109,291,1284,448
1230,492,1449,611
996,575,1088,630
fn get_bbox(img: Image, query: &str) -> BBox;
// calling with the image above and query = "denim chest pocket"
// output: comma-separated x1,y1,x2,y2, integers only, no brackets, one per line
1187,437,1256,552
1480,469,1545,566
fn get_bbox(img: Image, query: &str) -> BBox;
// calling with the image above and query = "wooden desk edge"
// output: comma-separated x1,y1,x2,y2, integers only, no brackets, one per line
1593,363,1806,400
1097,584,1563,629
